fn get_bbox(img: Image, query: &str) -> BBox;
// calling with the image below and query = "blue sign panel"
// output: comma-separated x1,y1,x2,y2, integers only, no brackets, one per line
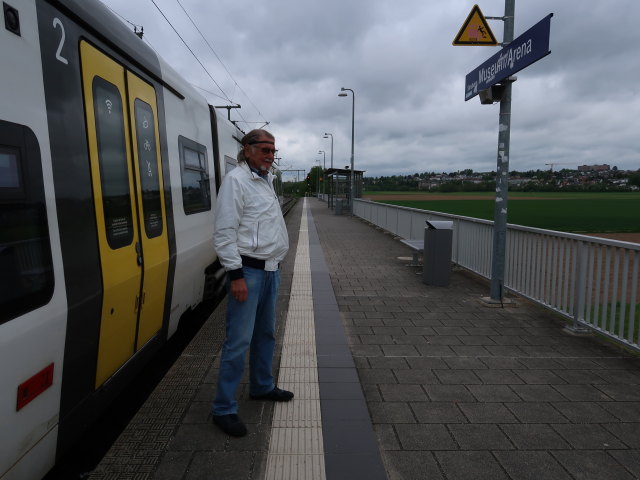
465,13,552,101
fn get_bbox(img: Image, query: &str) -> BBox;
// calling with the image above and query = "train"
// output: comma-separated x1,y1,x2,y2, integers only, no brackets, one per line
0,0,254,477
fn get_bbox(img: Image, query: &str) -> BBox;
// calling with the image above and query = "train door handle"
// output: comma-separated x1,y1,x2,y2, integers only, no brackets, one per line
135,242,142,266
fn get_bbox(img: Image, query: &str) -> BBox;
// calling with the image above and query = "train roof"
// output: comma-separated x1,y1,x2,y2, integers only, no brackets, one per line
52,0,185,98
51,0,242,136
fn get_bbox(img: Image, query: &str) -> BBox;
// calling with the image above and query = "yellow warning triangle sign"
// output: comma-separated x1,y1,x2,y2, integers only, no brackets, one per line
453,4,498,46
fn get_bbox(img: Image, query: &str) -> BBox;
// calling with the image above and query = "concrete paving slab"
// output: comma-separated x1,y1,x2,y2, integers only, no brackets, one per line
88,198,640,479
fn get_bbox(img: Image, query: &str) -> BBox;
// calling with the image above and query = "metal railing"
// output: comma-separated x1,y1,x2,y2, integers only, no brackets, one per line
354,199,640,352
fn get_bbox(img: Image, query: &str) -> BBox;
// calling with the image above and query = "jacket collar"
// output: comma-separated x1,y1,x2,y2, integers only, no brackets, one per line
241,161,271,181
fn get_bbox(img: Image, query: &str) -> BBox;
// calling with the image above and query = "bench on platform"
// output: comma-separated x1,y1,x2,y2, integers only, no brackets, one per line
399,238,423,266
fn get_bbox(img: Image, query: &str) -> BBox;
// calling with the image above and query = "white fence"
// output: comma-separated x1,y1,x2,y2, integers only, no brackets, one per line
354,199,640,352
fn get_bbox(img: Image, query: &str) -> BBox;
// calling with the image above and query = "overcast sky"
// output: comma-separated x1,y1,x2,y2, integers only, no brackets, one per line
99,0,640,179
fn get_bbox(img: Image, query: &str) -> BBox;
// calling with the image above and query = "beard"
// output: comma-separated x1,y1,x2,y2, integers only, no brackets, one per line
260,160,273,171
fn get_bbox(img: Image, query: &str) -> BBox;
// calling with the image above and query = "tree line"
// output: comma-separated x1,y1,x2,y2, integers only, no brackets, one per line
282,167,640,196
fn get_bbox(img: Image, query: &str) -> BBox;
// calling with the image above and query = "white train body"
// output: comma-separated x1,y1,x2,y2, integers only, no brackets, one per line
0,1,242,477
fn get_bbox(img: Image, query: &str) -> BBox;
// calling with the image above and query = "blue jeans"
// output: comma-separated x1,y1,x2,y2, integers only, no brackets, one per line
213,266,280,415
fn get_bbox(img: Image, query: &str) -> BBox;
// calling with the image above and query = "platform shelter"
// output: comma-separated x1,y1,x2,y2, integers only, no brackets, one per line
325,167,365,211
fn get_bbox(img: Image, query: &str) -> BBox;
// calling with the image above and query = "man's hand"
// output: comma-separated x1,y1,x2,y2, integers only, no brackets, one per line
230,278,248,302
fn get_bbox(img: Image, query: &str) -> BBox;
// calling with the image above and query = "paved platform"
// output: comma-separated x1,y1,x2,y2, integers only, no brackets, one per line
90,197,640,480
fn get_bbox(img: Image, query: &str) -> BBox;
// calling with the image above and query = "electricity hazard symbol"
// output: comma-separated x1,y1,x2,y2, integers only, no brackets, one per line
453,4,498,46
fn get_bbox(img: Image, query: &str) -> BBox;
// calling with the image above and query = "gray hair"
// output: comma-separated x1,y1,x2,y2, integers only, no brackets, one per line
237,129,275,163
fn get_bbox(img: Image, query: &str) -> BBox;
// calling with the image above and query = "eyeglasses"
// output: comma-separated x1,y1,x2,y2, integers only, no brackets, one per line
255,147,277,155
248,142,277,155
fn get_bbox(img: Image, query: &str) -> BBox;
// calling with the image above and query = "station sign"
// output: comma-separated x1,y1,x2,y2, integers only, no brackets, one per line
453,5,498,46
465,13,552,101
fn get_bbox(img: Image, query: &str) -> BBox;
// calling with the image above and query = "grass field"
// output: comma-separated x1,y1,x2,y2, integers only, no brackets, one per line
366,191,640,233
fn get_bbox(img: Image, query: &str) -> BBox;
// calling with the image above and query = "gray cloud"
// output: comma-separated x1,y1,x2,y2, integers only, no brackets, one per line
101,0,640,178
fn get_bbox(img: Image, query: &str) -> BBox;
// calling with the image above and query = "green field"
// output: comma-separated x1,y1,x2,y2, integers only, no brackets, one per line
371,192,640,233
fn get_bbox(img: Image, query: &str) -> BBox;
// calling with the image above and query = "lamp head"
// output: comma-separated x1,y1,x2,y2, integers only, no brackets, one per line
338,92,347,97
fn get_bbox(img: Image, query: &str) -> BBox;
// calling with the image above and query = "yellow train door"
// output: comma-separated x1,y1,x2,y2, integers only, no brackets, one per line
126,72,169,348
80,42,168,388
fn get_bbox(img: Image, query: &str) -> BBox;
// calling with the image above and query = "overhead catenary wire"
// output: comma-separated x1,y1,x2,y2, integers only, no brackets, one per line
173,0,269,126
174,0,237,94
148,0,233,104
102,0,271,130
192,84,238,104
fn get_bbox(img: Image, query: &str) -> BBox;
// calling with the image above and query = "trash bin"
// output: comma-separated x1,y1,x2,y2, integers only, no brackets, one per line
422,220,453,287
335,199,343,215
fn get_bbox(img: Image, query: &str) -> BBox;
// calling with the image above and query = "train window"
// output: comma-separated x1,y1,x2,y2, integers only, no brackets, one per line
133,99,162,238
0,145,24,195
0,120,54,324
224,155,237,173
93,77,134,249
178,136,211,214
0,148,22,190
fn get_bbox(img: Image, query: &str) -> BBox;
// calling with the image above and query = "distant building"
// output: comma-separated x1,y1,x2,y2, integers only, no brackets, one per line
578,164,610,172
508,177,529,186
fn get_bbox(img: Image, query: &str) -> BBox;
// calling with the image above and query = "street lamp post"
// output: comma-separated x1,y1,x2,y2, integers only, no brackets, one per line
323,133,334,208
318,150,326,194
338,87,355,214
323,133,333,169
315,159,321,196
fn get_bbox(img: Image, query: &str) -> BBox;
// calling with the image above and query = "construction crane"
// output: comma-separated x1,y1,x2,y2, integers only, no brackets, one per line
544,162,574,172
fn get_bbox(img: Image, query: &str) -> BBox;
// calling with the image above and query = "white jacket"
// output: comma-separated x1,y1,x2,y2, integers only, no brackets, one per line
213,162,289,274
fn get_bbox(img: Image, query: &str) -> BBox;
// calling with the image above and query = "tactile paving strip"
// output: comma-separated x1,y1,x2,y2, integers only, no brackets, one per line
265,199,326,480
264,454,325,480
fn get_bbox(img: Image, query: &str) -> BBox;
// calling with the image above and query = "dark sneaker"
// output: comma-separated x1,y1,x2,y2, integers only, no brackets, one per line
212,414,247,437
250,386,294,402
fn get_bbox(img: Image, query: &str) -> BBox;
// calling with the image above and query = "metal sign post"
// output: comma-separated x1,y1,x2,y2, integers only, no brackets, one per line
460,2,552,303
489,0,515,303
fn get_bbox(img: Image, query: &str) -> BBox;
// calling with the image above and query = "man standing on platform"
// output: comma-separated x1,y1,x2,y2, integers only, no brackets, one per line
211,129,293,437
